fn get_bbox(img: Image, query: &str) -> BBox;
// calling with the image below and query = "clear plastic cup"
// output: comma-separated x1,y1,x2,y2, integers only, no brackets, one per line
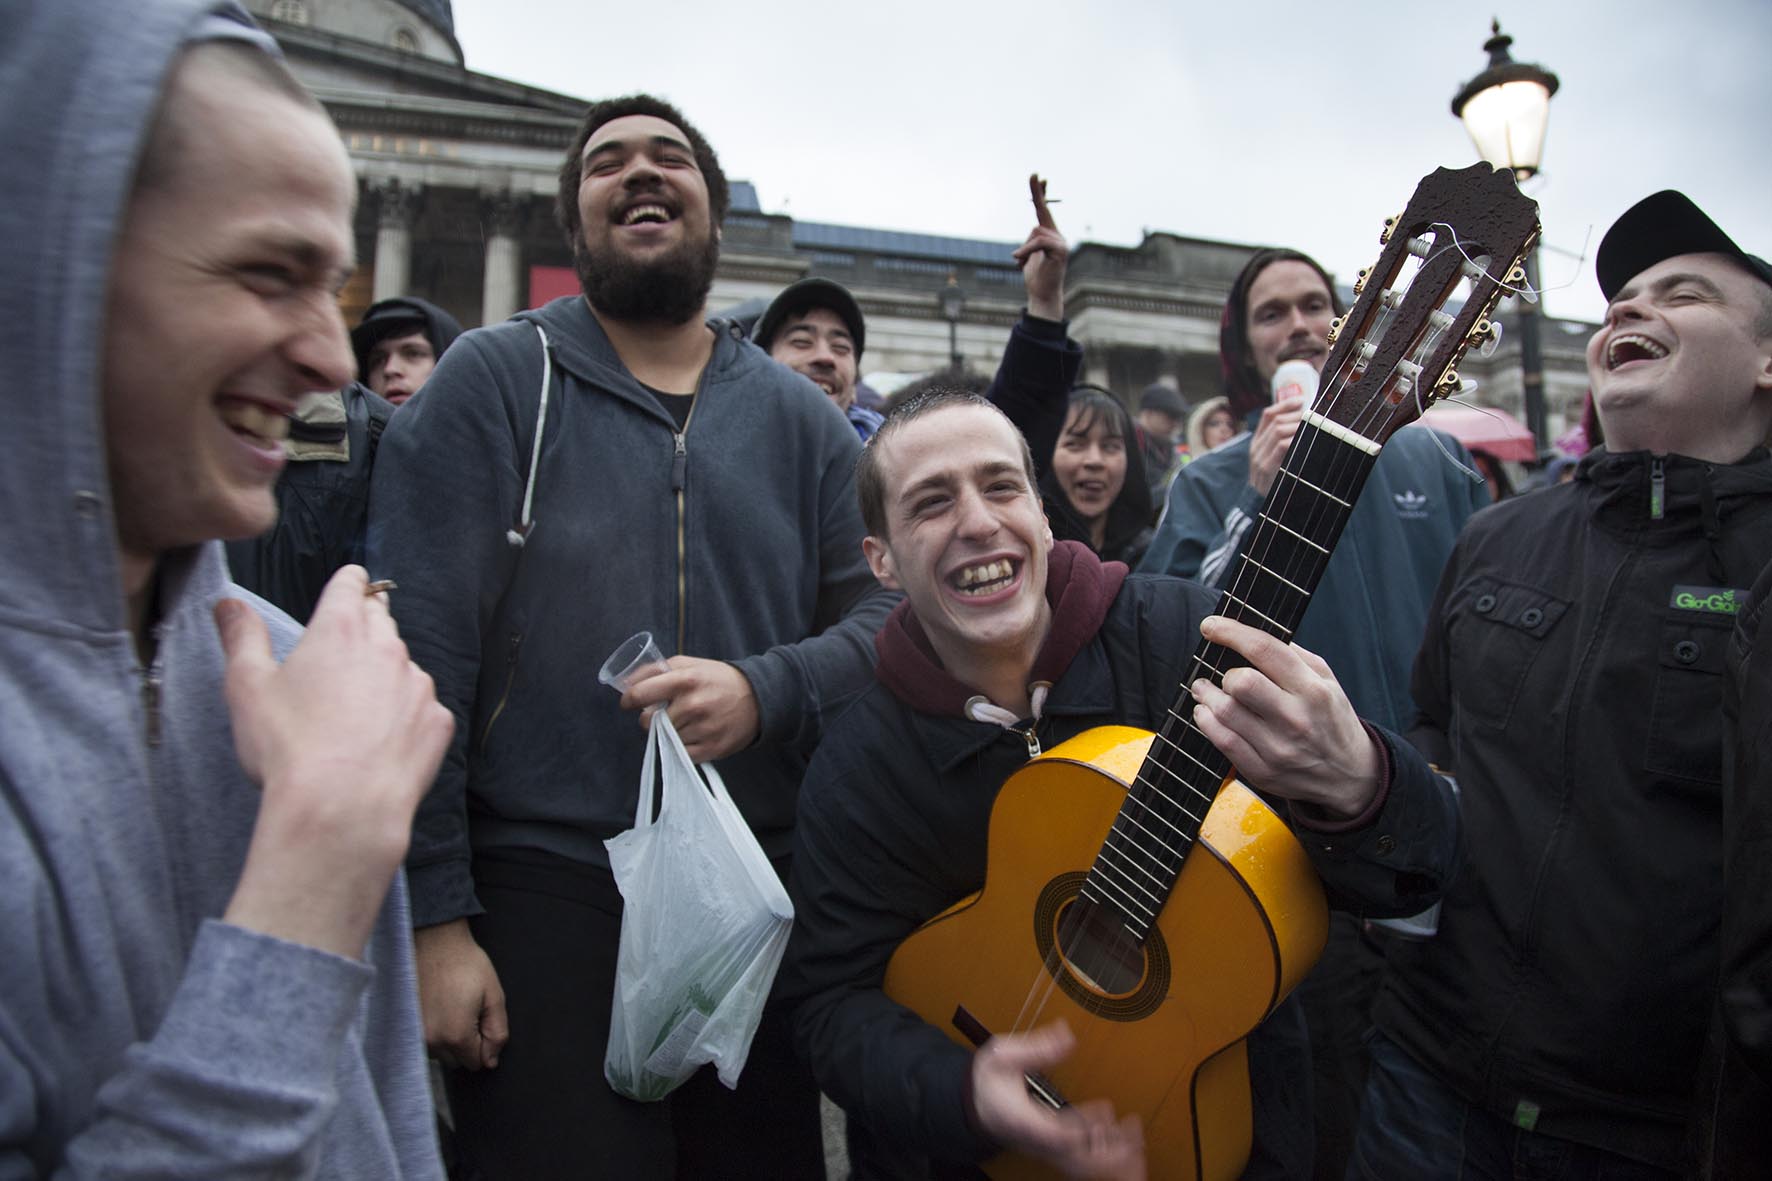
598,631,669,692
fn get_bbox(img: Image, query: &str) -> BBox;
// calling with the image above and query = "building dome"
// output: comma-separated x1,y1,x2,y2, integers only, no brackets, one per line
391,0,452,35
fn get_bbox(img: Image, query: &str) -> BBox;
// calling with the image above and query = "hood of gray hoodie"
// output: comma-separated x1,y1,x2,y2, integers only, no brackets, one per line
0,0,275,635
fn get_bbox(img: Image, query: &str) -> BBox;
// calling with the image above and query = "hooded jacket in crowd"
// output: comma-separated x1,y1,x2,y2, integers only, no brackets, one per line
0,1,439,1175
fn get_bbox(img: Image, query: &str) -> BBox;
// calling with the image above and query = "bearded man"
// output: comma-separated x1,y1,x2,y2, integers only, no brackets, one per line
368,93,895,1179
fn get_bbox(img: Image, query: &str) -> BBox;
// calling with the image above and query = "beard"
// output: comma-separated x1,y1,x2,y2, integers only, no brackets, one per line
575,226,720,326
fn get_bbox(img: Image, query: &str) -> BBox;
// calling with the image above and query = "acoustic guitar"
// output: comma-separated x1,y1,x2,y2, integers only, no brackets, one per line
884,163,1540,1180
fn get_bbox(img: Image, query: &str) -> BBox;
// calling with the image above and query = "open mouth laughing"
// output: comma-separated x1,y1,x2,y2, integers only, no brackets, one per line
951,558,1018,597
1604,332,1669,370
617,200,675,227
218,397,292,449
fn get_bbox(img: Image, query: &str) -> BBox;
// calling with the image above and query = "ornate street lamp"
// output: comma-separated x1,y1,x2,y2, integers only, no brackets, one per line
1452,20,1559,454
938,271,966,374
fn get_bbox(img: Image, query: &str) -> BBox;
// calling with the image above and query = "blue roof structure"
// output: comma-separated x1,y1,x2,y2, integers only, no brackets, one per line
791,221,1021,267
727,181,1021,269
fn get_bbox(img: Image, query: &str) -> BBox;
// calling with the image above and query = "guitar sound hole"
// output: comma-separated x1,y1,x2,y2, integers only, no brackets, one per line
1054,897,1145,996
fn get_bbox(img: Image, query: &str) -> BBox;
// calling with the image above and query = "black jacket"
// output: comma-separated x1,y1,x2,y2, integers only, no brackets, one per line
226,382,393,622
783,548,1459,1175
1695,554,1772,1173
1379,446,1772,1170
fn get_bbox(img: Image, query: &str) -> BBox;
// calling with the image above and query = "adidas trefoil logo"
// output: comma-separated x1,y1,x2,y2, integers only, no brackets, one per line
1393,489,1429,518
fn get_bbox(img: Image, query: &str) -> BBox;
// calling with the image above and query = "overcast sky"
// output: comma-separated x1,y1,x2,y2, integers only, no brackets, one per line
452,0,1770,326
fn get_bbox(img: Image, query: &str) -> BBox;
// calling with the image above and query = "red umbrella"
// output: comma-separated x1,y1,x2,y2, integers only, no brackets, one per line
1418,403,1538,463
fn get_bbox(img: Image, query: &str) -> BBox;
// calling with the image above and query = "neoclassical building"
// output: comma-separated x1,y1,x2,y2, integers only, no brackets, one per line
248,0,1593,438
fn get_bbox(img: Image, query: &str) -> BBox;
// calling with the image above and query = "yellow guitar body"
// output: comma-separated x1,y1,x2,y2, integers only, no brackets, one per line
883,725,1329,1181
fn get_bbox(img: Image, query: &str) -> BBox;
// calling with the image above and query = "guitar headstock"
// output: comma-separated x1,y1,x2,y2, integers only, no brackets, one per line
1314,163,1540,446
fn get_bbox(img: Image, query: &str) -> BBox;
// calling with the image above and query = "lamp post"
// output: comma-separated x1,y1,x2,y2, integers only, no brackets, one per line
938,271,966,375
1452,19,1558,455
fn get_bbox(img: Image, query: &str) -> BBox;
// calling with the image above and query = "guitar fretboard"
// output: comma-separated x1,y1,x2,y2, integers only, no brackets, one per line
1078,417,1382,941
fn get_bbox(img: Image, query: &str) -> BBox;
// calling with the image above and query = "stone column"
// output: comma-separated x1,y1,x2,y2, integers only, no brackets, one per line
481,190,527,324
370,178,421,301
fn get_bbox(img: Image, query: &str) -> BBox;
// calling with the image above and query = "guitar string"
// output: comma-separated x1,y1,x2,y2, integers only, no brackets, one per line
1087,232,1471,938
996,270,1423,1043
1037,217,1523,1036
1088,284,1410,927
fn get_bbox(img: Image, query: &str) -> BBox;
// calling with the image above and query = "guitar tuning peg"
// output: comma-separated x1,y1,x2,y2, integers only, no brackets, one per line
1353,268,1371,295
1327,316,1344,346
1379,214,1400,245
1470,318,1503,358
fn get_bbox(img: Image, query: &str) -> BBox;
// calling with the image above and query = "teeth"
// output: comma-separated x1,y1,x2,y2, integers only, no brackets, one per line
621,203,670,226
954,559,1013,591
219,400,291,443
1607,333,1668,369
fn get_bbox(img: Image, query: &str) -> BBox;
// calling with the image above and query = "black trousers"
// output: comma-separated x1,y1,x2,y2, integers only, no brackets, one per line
444,847,826,1181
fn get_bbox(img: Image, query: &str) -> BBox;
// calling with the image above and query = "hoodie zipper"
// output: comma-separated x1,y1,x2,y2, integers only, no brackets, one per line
1650,456,1666,520
673,366,709,651
140,626,165,748
673,429,690,647
1017,721,1042,757
480,630,523,745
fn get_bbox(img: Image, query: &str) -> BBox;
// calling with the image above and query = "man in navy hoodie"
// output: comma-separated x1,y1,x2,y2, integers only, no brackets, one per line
783,391,1460,1178
370,93,896,1177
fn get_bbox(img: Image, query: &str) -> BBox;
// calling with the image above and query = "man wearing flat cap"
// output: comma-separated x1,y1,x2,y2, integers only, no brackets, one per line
1349,191,1772,1177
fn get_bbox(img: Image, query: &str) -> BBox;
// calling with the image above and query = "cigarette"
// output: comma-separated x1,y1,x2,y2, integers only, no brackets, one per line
365,579,397,596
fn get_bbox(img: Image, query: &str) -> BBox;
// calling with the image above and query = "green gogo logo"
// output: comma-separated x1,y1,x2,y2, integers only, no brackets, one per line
1672,586,1741,615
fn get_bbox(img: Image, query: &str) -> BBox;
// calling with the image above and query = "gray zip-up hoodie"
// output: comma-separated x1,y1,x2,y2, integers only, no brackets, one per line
0,2,441,1176
370,294,897,927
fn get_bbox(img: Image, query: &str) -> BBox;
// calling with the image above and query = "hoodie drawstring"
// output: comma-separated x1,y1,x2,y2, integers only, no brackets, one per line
964,682,1052,756
507,324,552,548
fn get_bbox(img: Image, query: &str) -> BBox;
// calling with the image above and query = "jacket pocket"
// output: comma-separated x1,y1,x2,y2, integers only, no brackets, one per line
1447,577,1569,731
1646,614,1729,786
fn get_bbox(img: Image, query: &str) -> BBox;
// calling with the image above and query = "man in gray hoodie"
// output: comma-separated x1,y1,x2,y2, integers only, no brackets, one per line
0,2,452,1176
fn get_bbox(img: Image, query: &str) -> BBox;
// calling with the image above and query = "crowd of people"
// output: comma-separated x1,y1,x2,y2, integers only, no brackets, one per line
6,2,1772,1180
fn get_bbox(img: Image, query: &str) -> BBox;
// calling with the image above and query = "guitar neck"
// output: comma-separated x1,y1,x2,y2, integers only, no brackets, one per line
1070,162,1539,944
1081,416,1382,942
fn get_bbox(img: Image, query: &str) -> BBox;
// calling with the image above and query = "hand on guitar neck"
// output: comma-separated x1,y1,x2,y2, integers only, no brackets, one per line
1188,615,1381,820
969,1021,1147,1180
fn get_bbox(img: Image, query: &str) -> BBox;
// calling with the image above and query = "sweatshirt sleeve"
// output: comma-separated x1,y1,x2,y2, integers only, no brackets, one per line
985,313,1083,482
730,412,898,753
781,761,997,1165
1139,454,1263,588
369,336,529,928
3,922,376,1180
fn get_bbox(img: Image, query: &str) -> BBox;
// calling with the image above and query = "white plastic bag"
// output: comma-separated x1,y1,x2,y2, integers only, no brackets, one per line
603,712,794,1102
